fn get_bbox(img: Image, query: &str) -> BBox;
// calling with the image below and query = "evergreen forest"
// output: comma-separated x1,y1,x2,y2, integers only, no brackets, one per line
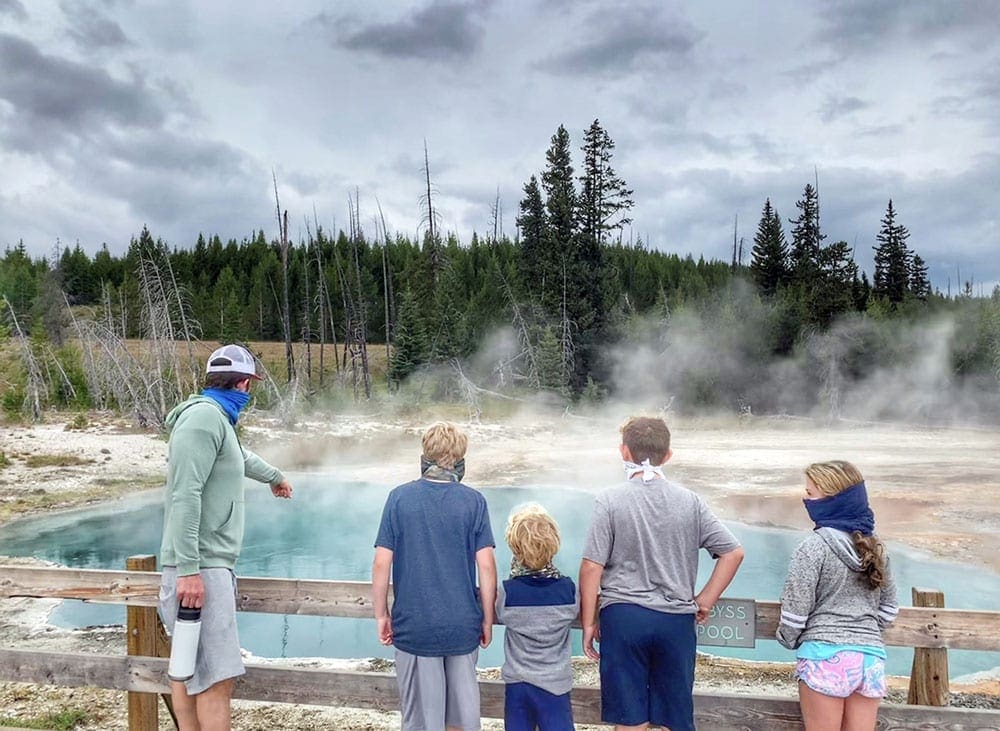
2,120,999,425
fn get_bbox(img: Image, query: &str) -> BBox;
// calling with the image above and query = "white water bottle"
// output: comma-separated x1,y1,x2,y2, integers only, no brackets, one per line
168,606,202,681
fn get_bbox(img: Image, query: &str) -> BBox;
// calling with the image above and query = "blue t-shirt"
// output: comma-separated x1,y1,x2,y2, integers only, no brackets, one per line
374,478,495,656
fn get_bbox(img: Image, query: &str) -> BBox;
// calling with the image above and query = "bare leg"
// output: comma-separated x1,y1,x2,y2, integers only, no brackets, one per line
842,692,880,731
799,682,845,731
170,680,200,731
194,679,234,731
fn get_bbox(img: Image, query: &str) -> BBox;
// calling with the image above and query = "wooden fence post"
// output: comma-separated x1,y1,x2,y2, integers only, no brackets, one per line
126,555,159,731
908,587,949,706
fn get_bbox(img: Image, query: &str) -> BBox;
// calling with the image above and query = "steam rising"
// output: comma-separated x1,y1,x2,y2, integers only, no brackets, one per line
608,286,1000,426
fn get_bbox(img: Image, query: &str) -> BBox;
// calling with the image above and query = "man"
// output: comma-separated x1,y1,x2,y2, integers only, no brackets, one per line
159,344,293,731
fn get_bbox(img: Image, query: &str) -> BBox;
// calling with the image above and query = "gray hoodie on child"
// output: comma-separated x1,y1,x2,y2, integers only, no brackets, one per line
777,527,898,650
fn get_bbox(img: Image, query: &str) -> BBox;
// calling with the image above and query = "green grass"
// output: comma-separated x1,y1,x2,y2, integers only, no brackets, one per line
0,708,88,729
23,454,93,468
64,413,89,431
0,451,10,469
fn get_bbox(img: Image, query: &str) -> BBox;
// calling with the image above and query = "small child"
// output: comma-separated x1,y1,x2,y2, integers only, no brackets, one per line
496,503,578,731
777,461,898,731
580,416,745,731
372,422,497,731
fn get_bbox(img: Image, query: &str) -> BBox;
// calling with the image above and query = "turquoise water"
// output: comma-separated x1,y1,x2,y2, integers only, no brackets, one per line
1,477,997,679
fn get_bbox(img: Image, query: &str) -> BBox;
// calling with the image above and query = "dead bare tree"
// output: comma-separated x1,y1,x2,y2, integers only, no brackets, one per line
3,295,47,420
274,173,295,382
559,262,576,387
301,233,313,389
346,189,372,400
134,238,203,423
420,140,439,243
376,197,394,387
496,267,540,389
490,186,503,243
450,359,482,423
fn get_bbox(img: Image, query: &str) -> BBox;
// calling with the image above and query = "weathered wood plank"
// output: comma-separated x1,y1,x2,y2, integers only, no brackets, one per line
235,576,381,618
1,650,998,729
3,566,1000,650
0,566,162,605
909,588,950,706
124,555,158,731
756,601,1000,651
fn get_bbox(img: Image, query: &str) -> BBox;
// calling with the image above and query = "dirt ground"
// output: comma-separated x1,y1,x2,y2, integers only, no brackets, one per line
1,407,999,728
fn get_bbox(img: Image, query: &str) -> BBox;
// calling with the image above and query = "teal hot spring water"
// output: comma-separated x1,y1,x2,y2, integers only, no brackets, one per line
1,476,997,680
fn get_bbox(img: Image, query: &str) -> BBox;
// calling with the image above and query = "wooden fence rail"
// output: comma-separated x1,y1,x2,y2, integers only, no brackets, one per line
2,565,999,650
2,649,999,730
2,563,999,730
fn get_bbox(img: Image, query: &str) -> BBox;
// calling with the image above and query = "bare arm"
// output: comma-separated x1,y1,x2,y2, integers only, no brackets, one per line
476,546,497,648
579,558,604,659
372,547,394,645
695,546,744,624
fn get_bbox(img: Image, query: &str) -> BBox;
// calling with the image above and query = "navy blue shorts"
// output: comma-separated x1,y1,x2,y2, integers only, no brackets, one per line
598,603,697,731
504,682,574,731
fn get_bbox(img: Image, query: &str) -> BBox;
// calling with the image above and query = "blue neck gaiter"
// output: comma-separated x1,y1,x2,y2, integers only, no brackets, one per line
202,388,251,425
804,481,875,536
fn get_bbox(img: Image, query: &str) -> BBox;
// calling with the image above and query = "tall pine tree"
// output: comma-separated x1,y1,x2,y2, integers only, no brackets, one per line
789,183,824,285
515,175,547,297
872,199,912,304
576,119,634,248
539,124,577,315
749,198,790,296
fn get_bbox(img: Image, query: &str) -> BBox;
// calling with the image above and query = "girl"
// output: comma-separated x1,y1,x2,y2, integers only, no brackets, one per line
777,461,899,731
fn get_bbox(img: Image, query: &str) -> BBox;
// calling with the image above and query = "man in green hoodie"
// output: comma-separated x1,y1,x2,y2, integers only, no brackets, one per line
158,344,292,731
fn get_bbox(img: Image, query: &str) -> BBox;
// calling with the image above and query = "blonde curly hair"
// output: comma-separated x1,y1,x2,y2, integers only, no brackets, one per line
505,503,561,570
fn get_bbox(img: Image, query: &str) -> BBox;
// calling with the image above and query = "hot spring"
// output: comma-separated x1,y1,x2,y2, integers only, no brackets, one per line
0,476,997,680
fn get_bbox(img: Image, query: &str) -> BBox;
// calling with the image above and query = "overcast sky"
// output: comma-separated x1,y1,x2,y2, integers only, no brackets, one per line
1,0,998,290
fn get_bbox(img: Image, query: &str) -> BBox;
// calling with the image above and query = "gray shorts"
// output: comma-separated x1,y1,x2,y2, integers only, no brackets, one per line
159,566,245,695
395,648,481,731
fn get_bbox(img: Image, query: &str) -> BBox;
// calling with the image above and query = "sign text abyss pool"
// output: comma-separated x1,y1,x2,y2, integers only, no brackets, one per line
697,598,756,648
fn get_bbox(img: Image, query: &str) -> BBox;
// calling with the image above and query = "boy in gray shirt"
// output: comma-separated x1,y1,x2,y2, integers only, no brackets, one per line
580,416,745,731
496,503,578,731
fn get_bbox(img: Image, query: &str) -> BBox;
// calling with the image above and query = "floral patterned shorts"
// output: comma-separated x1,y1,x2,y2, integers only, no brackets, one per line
795,651,887,698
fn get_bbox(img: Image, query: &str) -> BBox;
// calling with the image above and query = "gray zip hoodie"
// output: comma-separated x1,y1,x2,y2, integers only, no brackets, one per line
777,527,898,649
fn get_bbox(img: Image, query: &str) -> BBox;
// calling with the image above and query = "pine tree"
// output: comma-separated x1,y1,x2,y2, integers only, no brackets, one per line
539,124,576,314
872,199,912,304
789,184,824,285
812,240,858,326
749,198,790,296
388,289,429,385
576,119,634,248
515,175,547,297
909,254,931,301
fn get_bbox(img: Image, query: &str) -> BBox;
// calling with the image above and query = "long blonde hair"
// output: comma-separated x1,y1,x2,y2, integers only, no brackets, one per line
805,460,887,590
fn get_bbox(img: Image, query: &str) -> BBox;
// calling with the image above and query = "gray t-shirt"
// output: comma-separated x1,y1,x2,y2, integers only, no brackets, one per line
582,478,741,614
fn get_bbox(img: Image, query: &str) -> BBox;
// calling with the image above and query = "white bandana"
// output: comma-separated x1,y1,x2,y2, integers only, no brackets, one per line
624,458,665,483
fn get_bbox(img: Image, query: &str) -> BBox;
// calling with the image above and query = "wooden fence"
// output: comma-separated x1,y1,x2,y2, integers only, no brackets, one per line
1,559,999,730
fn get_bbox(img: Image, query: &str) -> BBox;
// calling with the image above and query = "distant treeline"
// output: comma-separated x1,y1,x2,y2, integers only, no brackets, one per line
1,120,998,418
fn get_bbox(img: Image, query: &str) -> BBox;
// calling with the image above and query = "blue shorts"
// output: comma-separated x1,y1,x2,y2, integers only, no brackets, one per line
599,603,697,731
504,682,573,731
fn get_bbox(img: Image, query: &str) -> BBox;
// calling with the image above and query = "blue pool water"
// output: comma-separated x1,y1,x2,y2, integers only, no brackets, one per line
0,477,997,679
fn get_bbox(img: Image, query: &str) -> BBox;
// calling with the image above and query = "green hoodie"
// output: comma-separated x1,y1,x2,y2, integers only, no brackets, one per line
159,394,285,576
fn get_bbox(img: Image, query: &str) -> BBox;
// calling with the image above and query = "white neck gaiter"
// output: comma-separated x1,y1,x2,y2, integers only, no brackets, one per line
623,458,665,483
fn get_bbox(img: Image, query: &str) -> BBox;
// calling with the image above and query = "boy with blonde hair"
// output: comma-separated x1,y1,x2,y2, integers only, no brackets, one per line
373,422,497,731
580,416,745,731
497,503,578,731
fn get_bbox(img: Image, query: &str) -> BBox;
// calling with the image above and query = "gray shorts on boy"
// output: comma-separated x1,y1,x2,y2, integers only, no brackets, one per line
159,566,245,695
395,648,480,731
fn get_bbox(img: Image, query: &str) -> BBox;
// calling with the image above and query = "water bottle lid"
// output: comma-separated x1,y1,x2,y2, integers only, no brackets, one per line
177,605,201,621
